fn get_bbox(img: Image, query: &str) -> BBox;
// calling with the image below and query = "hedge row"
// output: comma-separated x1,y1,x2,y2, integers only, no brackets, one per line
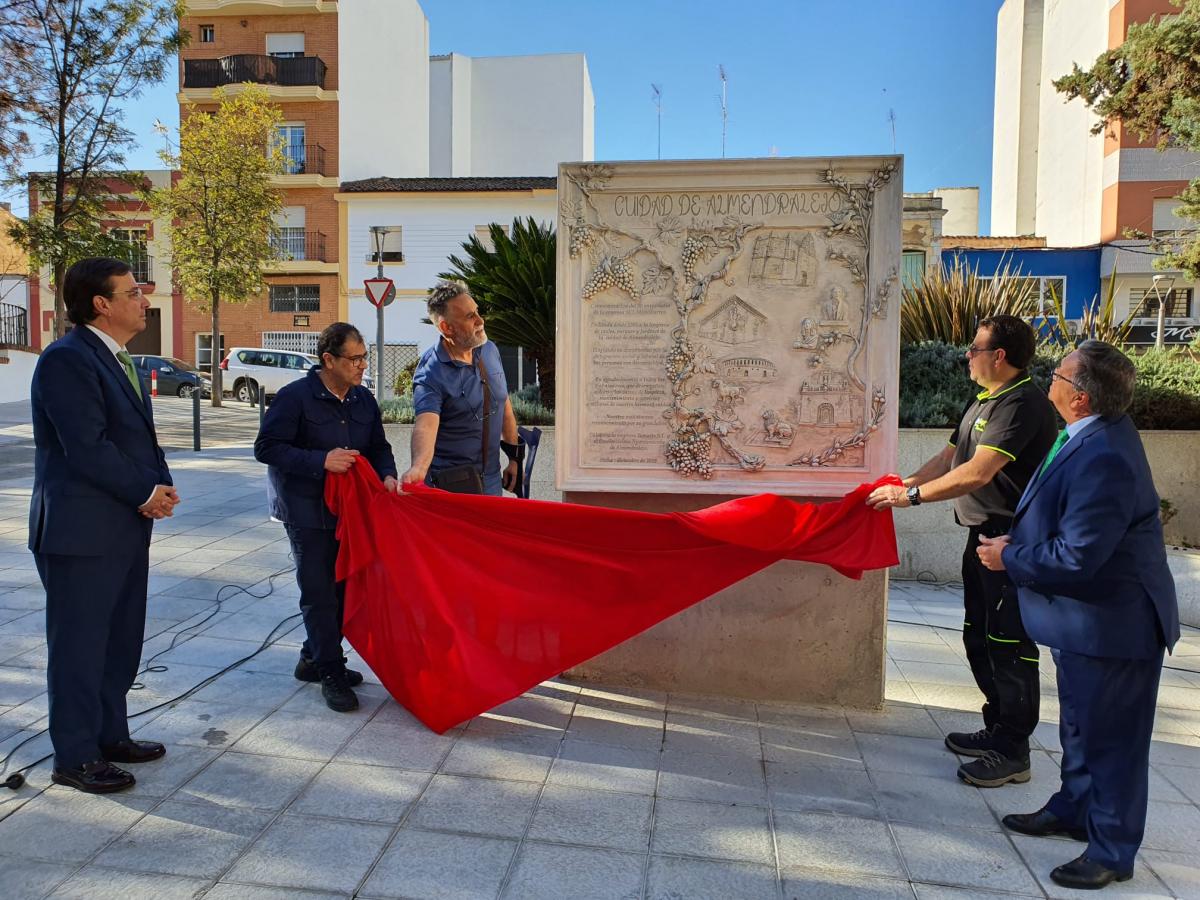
898,341,1200,430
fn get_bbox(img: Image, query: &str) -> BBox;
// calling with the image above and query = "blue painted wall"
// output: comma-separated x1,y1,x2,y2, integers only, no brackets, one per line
941,247,1102,318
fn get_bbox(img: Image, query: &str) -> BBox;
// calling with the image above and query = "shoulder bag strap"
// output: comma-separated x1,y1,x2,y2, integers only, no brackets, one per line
475,353,491,476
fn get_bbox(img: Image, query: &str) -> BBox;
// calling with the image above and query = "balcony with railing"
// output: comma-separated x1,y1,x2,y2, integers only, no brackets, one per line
0,302,29,348
183,54,328,90
280,143,326,176
271,230,328,263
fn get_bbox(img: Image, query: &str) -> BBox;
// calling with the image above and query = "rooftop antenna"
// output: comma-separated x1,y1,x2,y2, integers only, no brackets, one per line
718,64,728,158
651,83,663,159
152,118,171,155
887,108,897,153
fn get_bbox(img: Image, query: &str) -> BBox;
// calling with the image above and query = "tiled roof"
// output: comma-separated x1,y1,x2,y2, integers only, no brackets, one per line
941,235,1048,249
339,176,557,193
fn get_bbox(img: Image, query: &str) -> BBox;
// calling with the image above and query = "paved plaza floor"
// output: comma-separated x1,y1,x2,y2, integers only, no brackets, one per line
0,450,1199,899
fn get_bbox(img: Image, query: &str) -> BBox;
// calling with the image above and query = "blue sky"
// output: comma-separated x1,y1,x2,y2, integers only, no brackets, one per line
6,0,1007,232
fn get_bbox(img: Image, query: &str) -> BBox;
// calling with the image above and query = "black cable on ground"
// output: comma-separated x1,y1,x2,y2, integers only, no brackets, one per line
0,564,301,792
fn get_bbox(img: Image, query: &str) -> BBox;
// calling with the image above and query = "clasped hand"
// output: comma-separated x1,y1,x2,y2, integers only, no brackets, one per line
139,485,180,519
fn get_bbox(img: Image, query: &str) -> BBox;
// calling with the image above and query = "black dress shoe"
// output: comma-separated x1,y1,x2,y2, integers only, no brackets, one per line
101,739,166,764
295,656,363,686
1050,855,1133,890
51,760,135,793
1002,808,1088,841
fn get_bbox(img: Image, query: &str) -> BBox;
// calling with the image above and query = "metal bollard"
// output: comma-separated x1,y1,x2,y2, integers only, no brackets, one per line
192,385,201,452
258,387,266,431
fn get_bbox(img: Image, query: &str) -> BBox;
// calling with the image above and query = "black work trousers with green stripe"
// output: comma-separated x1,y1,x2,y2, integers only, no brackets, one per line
961,524,1040,759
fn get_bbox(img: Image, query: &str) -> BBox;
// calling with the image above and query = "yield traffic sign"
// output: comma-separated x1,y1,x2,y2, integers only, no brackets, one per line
364,277,396,308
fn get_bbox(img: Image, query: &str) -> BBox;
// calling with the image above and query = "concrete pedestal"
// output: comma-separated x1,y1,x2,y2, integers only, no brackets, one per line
563,491,888,709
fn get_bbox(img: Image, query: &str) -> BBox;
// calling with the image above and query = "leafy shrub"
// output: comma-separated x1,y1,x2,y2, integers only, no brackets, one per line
898,341,1196,429
392,358,419,396
379,390,555,426
900,258,1039,344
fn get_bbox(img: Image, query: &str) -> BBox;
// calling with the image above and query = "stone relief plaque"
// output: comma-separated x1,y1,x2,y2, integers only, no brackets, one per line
556,156,902,495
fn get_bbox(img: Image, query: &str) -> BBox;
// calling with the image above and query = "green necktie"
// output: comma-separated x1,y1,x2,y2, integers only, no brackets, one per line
1036,428,1070,479
116,350,143,399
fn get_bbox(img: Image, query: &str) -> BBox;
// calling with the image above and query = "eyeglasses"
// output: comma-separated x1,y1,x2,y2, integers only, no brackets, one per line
337,353,369,366
966,344,998,356
1051,370,1081,390
463,390,500,422
109,288,144,300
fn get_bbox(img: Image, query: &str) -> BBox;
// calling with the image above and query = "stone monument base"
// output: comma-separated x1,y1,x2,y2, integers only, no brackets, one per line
562,491,888,708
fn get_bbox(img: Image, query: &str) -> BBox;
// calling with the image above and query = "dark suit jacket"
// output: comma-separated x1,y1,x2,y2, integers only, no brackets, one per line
1002,415,1179,660
253,367,396,530
28,326,171,557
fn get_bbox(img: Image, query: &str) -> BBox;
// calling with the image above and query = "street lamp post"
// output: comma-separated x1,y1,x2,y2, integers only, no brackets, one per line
1151,273,1175,350
368,226,401,401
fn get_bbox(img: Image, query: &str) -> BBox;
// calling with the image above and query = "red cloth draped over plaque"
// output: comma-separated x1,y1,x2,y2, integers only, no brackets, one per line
325,457,900,733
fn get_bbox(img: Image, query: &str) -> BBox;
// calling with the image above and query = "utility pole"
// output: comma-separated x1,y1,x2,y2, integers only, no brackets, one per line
651,83,663,159
369,226,388,400
718,65,728,158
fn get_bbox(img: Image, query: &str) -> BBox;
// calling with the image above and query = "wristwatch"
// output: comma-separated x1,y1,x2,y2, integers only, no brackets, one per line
906,485,922,506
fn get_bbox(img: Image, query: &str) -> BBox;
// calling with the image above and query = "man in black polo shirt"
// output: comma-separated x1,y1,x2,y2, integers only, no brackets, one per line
869,315,1057,787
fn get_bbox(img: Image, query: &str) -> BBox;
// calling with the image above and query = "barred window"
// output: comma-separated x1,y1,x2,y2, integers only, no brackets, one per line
1130,287,1193,319
269,284,320,313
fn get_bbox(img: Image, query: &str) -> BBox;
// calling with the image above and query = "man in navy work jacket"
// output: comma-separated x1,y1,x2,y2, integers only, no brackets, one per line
978,339,1179,891
30,257,179,793
254,322,397,712
401,280,521,496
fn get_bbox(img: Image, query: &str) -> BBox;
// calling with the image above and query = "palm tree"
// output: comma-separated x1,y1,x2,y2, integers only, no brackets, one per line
441,216,556,408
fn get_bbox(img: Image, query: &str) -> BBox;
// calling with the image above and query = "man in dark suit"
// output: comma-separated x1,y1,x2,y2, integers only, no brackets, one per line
977,339,1179,890
29,257,179,793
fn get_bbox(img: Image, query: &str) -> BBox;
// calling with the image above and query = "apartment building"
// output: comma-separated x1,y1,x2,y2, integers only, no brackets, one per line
179,0,594,372
24,172,178,354
992,0,1200,344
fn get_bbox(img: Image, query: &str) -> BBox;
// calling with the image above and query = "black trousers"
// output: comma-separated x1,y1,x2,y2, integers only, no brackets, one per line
284,524,346,670
37,545,148,769
961,525,1040,758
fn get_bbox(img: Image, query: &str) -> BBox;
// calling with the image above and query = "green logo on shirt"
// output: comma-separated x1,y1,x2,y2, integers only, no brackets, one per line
973,417,988,432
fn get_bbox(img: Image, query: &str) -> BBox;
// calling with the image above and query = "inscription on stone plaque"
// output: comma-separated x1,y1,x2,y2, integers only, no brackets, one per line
556,157,902,495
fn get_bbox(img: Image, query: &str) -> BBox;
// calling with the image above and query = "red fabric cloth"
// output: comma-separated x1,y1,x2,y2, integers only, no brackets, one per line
326,456,900,733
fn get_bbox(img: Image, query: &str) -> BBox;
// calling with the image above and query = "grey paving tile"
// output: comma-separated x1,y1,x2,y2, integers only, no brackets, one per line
0,791,151,863
566,707,665,752
527,784,653,852
94,799,272,877
662,713,762,759
782,870,915,899
546,739,660,795
203,886,348,900
360,828,517,900
1149,733,1200,768
847,704,944,740
760,713,863,770
892,821,1042,895
650,798,773,864
113,744,221,799
766,761,880,818
1142,849,1200,900
224,814,392,893
276,681,388,717
502,842,643,900
0,667,44,706
911,883,1040,898
871,770,1000,830
774,809,905,878
1140,799,1200,853
657,747,767,805
472,692,574,733
173,751,322,811
46,868,210,899
438,731,560,783
187,668,303,710
407,774,540,838
0,588,44,611
131,699,264,750
232,708,367,761
289,762,429,823
0,855,76,900
645,854,777,900
857,732,958,777
333,718,457,772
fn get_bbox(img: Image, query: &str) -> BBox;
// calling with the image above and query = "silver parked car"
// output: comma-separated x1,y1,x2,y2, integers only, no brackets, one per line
218,347,374,403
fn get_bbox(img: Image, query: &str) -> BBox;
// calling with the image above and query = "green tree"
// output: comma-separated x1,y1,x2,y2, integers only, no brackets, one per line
1054,0,1200,275
152,87,285,406
441,217,557,409
1,0,185,338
